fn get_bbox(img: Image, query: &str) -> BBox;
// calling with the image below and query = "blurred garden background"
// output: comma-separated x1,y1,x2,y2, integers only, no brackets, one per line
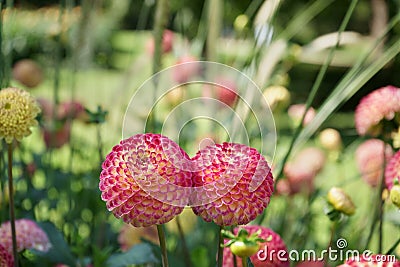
1,0,400,266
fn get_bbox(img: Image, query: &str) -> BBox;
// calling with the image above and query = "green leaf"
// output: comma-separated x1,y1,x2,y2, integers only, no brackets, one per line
106,243,159,267
31,222,76,266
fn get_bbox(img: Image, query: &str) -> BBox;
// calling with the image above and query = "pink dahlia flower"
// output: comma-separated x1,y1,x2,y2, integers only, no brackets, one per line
191,142,274,226
99,133,193,227
0,244,13,267
355,85,400,136
223,225,289,267
355,139,393,187
385,150,400,190
337,254,399,267
0,219,51,253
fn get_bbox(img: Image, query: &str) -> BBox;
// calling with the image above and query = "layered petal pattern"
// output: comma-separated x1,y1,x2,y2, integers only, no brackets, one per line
99,133,193,227
191,142,274,226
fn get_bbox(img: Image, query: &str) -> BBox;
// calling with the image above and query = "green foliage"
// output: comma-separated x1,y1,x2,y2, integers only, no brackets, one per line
105,243,159,267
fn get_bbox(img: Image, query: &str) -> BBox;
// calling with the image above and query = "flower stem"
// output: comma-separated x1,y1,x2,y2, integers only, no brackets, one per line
217,226,224,267
323,221,337,267
242,257,249,267
377,140,388,253
7,143,18,267
175,216,192,267
157,224,169,267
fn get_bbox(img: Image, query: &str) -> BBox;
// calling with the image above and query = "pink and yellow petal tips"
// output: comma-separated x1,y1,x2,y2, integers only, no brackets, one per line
99,133,193,227
190,142,274,226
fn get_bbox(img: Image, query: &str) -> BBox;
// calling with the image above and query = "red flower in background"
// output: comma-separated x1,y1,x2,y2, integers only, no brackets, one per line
0,244,13,267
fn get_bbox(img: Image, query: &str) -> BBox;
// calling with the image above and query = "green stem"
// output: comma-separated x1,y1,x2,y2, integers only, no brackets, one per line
323,221,337,267
0,2,6,88
175,216,192,267
274,0,359,180
377,140,388,253
206,0,222,61
242,257,248,267
53,1,64,107
364,140,387,252
157,224,169,267
385,236,400,255
149,0,168,133
7,143,18,267
217,226,224,267
96,124,104,162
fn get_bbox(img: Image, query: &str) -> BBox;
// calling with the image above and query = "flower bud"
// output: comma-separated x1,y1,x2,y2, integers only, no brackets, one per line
327,187,356,216
390,184,400,208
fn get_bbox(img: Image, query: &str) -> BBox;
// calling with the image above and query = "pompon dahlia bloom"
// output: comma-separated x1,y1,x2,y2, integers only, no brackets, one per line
223,225,289,267
0,244,13,267
0,219,51,253
385,150,400,190
99,133,193,227
355,139,393,187
337,254,400,267
190,142,274,226
288,104,316,126
0,87,41,143
118,224,159,251
355,85,400,136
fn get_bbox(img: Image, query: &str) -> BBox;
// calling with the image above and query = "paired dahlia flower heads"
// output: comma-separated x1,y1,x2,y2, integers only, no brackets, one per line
99,133,274,227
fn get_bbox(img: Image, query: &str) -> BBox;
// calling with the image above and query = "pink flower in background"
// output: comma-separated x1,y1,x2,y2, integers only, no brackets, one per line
288,104,316,126
337,254,399,266
191,142,274,226
223,225,289,267
0,219,51,253
0,244,13,267
278,147,326,196
203,78,238,107
146,29,174,55
355,139,393,187
99,133,192,227
172,55,200,83
355,85,400,136
385,150,400,190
